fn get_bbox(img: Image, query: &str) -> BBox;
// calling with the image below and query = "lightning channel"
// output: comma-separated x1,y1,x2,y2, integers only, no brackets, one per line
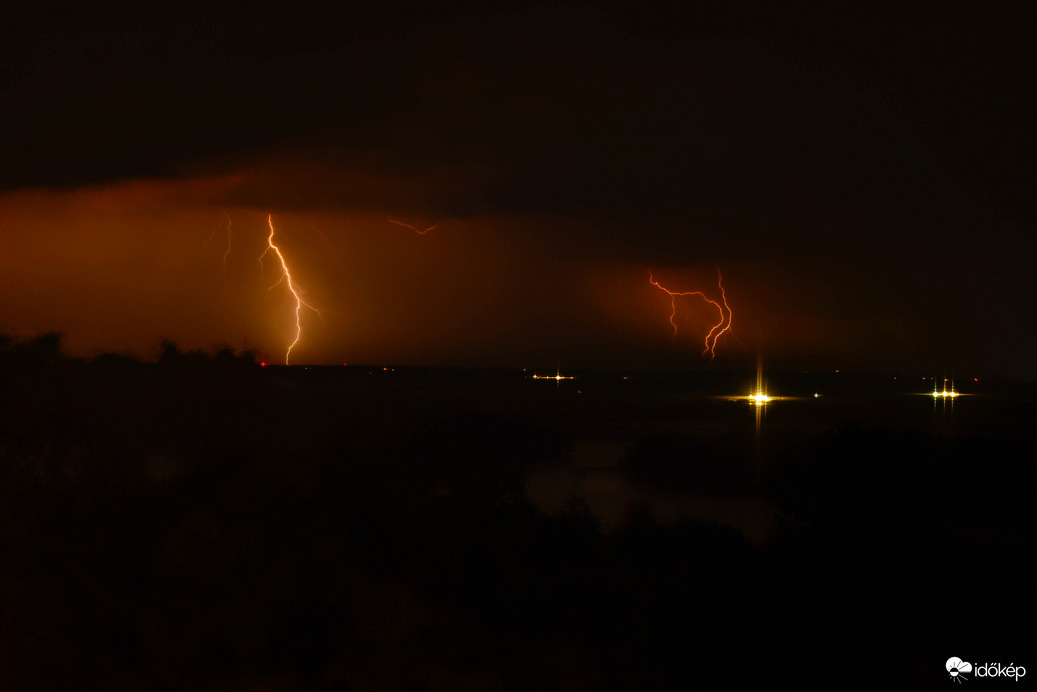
649,266,733,358
388,216,438,235
259,213,321,365
221,216,233,271
203,213,233,278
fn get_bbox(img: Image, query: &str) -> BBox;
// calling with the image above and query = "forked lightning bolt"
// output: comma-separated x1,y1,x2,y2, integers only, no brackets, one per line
387,216,438,235
649,267,733,358
260,214,321,365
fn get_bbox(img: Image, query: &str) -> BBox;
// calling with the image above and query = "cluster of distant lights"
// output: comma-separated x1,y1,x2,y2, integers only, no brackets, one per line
253,365,974,408
531,373,576,382
729,374,977,407
524,366,577,382
929,378,975,399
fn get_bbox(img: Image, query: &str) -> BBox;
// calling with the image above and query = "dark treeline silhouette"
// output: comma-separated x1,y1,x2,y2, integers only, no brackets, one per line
0,334,1032,689
0,332,259,370
157,339,259,370
0,330,63,364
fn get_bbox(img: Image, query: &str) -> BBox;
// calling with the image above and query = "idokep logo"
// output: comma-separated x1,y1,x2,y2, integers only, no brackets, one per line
947,657,1027,683
947,658,973,683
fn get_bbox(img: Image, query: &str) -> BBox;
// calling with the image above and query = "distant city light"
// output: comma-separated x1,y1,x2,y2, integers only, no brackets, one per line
723,389,790,405
928,378,965,399
531,373,575,382
531,367,575,382
749,390,772,406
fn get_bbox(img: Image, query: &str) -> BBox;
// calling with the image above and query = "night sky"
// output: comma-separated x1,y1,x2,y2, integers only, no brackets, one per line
2,2,1034,372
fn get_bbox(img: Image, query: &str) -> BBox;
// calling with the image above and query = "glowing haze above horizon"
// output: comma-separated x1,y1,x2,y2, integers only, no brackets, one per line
1,2,1034,374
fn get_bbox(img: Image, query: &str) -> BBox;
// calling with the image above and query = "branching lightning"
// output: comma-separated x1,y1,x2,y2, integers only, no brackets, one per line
388,216,438,235
260,214,321,365
649,266,733,358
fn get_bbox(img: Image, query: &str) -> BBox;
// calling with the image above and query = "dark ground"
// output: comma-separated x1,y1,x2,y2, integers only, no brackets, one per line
1,334,1033,690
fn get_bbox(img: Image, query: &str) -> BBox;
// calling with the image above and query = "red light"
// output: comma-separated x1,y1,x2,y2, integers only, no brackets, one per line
260,361,267,368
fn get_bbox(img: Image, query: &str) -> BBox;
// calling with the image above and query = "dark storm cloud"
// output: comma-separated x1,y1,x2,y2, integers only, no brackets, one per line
3,2,1030,214
3,2,1030,231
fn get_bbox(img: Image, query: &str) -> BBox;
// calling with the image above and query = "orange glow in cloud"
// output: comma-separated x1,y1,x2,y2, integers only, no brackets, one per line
260,214,321,364
387,216,438,235
649,267,733,358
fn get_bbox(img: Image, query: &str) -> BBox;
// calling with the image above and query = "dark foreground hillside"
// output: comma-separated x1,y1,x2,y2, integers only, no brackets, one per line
1,337,1032,689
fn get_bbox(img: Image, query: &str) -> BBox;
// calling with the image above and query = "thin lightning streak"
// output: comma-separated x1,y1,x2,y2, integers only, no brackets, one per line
308,223,339,252
649,266,733,358
203,219,220,254
203,213,233,278
703,267,733,355
387,216,438,235
259,214,321,365
221,216,233,271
